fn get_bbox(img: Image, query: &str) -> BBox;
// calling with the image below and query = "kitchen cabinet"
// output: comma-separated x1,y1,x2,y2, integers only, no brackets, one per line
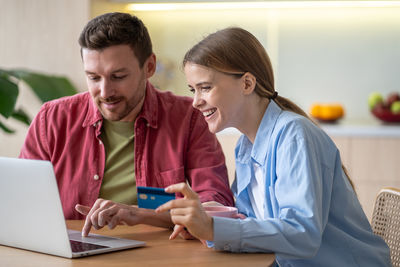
331,136,400,221
322,120,400,221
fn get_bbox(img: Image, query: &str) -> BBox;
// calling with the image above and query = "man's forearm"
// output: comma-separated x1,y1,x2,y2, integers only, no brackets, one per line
137,207,174,228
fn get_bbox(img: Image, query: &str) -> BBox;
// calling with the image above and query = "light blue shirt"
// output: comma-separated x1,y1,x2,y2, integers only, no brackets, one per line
212,101,391,266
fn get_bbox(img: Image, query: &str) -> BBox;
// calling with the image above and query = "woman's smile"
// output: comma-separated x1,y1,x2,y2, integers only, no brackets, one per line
202,108,217,120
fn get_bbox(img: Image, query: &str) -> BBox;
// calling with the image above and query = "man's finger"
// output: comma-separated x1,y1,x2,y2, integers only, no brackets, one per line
108,211,121,229
75,204,91,215
98,205,118,227
82,216,93,237
81,199,103,237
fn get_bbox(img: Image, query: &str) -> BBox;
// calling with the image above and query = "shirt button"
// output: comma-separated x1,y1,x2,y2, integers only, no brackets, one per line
93,122,97,127
99,140,102,145
146,123,150,127
93,174,99,180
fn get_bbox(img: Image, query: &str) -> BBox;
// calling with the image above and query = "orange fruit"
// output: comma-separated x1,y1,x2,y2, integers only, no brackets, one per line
310,103,344,121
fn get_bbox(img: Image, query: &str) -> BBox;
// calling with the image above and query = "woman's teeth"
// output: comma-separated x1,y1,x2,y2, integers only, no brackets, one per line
203,108,217,117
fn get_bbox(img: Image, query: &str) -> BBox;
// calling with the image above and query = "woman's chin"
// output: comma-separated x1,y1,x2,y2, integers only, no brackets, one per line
207,122,224,134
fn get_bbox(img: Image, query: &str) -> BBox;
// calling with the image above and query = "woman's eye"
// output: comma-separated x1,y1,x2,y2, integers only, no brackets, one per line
201,86,211,92
189,87,195,94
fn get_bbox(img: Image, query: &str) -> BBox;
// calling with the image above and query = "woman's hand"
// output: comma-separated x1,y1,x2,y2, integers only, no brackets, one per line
171,225,195,240
156,183,214,241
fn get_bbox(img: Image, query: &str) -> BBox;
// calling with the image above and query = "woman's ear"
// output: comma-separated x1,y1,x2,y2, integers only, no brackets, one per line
242,72,256,95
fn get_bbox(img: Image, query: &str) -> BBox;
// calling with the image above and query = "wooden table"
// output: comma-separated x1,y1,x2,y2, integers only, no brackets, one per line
0,220,275,267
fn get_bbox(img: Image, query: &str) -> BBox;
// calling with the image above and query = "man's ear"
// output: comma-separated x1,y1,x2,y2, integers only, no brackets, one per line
144,53,156,78
242,72,256,95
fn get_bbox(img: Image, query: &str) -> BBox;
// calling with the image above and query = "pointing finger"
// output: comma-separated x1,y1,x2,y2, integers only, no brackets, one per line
165,183,198,200
81,199,103,237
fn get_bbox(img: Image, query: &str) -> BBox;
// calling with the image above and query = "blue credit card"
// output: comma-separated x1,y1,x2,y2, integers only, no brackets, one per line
137,186,176,210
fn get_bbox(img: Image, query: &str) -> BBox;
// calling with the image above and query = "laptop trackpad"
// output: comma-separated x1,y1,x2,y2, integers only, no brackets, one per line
68,229,120,244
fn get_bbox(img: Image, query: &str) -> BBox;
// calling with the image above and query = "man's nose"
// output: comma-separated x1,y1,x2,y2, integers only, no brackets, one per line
100,79,115,99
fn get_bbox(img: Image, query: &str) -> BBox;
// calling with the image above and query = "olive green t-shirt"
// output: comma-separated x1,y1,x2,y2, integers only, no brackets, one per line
99,120,137,204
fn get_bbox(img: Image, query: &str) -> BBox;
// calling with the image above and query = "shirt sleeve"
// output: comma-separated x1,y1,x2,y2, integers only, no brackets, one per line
185,110,234,207
213,133,333,259
19,104,50,160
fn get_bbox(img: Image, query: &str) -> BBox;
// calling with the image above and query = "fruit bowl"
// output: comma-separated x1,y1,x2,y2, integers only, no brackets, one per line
368,92,400,123
371,108,400,123
313,117,341,124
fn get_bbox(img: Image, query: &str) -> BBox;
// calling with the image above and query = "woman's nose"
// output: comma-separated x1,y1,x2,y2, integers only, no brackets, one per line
192,91,204,109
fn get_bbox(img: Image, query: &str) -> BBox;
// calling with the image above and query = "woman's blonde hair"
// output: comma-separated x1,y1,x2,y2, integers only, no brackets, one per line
183,27,354,190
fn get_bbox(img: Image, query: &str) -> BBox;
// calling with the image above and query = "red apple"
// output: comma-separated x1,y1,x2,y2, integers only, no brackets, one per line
386,92,400,107
373,102,390,115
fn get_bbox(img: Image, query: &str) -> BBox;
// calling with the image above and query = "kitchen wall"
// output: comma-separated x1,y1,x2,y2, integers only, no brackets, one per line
91,1,400,120
1,0,399,158
276,7,400,119
0,0,90,157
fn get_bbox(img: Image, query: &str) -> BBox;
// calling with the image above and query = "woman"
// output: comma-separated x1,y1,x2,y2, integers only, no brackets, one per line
156,27,391,266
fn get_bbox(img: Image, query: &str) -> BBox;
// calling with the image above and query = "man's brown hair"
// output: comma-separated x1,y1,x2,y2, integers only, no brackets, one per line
79,12,152,67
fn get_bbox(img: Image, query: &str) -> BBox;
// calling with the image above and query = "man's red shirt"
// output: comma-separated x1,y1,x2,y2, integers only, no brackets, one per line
20,82,233,219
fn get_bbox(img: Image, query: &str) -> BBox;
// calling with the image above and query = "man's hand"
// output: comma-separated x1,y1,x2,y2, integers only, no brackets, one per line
75,199,142,237
156,183,214,241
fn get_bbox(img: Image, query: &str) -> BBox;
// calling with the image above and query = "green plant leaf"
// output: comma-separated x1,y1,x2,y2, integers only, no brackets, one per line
0,68,78,135
0,74,19,118
11,69,78,102
11,108,31,126
0,118,15,134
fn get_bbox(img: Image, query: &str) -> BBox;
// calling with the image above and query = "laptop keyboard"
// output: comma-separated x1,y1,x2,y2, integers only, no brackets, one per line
70,239,110,252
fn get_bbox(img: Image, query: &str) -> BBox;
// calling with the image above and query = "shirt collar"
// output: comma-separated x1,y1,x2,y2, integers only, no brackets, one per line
82,81,159,129
137,82,158,129
236,100,282,165
82,93,102,128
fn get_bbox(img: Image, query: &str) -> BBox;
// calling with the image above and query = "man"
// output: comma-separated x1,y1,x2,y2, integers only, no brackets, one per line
20,12,233,236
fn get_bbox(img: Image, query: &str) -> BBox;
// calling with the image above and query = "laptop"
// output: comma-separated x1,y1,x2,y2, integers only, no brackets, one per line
0,157,145,258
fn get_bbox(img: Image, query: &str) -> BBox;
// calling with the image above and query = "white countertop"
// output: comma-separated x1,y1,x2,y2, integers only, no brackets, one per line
217,118,400,138
319,118,400,137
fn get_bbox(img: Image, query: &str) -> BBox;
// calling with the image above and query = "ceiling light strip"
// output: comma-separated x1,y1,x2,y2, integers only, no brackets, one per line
128,1,400,11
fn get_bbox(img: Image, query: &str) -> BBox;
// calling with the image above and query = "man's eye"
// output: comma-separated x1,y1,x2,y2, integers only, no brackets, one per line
113,75,127,80
188,87,195,94
88,76,100,81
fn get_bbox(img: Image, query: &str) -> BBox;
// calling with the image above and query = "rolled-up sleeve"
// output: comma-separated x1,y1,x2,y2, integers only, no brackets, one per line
19,104,50,160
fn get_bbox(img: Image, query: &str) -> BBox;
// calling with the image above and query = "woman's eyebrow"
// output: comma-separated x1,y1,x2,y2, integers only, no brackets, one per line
195,81,211,87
